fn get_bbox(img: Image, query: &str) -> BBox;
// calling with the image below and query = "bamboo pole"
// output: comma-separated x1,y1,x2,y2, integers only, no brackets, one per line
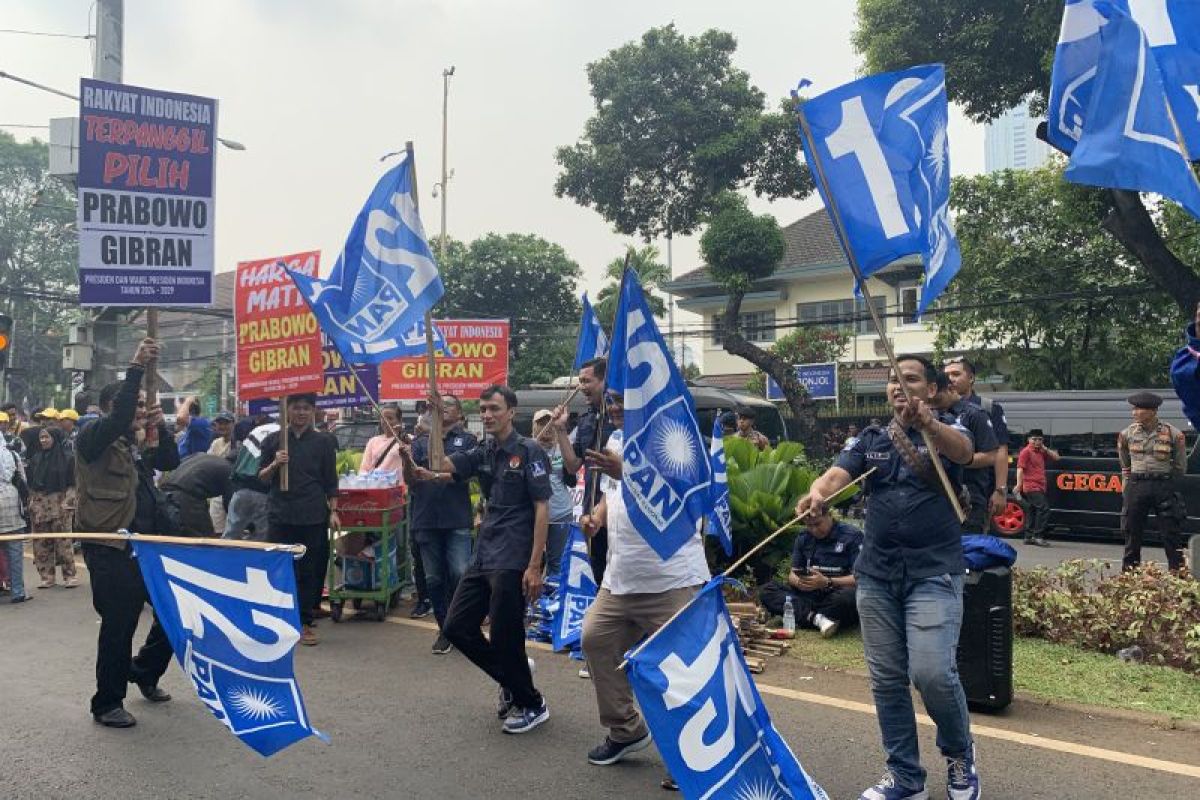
279,394,289,491
795,105,964,523
144,310,159,446
406,140,444,467
0,531,306,557
616,468,874,670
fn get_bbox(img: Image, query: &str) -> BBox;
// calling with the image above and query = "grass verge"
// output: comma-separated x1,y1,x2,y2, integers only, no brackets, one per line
786,629,1200,722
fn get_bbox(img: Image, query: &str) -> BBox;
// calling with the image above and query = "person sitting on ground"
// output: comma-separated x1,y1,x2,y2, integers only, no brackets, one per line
757,506,862,638
28,425,77,588
735,406,770,451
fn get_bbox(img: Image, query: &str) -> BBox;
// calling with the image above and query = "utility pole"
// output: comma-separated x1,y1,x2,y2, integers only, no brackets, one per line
437,66,455,260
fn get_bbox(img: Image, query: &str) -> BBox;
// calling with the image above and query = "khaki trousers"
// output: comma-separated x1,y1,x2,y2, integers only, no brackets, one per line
581,585,699,743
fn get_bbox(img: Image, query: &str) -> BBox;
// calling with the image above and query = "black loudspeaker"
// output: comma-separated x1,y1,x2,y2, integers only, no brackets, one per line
956,566,1013,712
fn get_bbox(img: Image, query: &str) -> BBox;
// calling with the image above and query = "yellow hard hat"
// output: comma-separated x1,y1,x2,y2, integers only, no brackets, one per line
36,408,60,420
0,412,9,423
59,409,80,421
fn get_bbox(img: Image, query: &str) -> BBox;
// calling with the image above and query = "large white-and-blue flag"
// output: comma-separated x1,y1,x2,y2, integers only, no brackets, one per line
797,65,961,314
551,524,597,652
626,579,828,800
289,154,445,363
708,418,734,557
608,269,712,560
1048,0,1200,157
1061,3,1200,219
131,540,326,757
573,292,609,371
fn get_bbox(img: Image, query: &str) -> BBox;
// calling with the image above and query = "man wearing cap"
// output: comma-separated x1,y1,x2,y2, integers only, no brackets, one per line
58,408,80,441
22,407,59,453
735,406,770,451
1015,430,1058,547
1117,392,1187,571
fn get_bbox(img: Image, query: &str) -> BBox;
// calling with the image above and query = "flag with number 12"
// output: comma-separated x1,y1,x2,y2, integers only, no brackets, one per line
796,64,962,314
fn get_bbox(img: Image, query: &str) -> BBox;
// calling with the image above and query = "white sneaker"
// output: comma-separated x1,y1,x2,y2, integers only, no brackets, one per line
578,665,591,679
814,613,839,639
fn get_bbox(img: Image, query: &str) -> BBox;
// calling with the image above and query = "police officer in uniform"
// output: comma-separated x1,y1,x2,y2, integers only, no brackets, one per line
798,355,980,800
420,384,554,735
758,507,862,638
931,374,999,531
1117,391,1187,572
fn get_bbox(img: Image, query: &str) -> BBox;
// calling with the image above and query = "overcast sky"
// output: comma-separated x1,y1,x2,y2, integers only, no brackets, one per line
1,0,985,320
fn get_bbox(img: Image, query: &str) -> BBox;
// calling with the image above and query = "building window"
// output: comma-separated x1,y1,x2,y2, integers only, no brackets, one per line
796,297,886,335
712,310,776,346
898,283,921,325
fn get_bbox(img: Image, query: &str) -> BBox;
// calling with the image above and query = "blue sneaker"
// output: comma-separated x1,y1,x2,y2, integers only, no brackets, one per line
859,772,929,800
502,698,549,734
946,747,980,800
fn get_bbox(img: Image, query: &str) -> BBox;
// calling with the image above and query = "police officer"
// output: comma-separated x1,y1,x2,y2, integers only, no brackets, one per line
1117,391,1187,572
931,373,999,532
758,507,862,638
420,384,553,735
797,355,980,800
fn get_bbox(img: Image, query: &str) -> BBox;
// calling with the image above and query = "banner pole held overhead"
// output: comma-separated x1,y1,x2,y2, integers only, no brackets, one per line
280,394,289,492
406,140,444,466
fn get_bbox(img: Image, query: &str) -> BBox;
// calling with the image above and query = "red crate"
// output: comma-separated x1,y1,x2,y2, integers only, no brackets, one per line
339,485,406,528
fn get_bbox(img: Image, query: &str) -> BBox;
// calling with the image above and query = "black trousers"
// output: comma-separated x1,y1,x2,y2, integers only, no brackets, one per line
962,499,991,535
81,543,175,716
268,522,330,626
1121,479,1184,571
758,581,859,628
168,491,215,538
409,525,429,602
442,566,542,709
1024,491,1051,539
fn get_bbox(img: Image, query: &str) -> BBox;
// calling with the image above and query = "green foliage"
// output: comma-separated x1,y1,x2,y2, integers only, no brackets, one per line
434,232,582,387
593,244,669,328
699,194,786,290
722,437,815,572
1014,560,1200,675
335,450,363,475
853,0,1063,123
744,327,852,400
938,166,1183,389
554,24,810,242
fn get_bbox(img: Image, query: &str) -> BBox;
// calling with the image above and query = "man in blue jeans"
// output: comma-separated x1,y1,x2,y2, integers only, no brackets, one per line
405,394,478,655
798,355,980,800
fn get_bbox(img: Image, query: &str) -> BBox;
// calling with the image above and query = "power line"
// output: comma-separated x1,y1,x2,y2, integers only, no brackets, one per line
0,28,93,40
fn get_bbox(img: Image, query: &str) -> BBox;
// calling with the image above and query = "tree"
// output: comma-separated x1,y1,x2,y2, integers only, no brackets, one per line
853,0,1200,317
435,232,582,387
744,327,854,404
936,166,1181,389
0,133,77,405
554,24,812,244
592,244,670,328
700,195,822,451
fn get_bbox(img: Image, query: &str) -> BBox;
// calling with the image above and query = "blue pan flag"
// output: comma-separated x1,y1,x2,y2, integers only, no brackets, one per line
626,579,828,800
573,292,610,371
1048,0,1200,157
1064,3,1200,220
708,418,734,557
289,154,445,363
797,64,961,314
131,540,327,757
551,524,597,651
607,269,713,560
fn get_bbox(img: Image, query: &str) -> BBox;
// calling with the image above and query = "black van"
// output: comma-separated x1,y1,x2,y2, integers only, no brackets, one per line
989,389,1197,542
513,384,787,443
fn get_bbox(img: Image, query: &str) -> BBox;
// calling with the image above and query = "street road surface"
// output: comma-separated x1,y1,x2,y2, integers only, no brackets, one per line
1,552,1197,800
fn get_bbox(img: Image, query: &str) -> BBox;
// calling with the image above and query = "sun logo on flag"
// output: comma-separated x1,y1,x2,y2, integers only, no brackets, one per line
925,116,949,188
227,686,285,721
733,777,786,800
653,418,699,479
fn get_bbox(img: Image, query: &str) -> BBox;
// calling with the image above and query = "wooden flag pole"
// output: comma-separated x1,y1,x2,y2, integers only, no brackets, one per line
795,105,964,523
406,139,444,466
616,469,874,671
0,531,307,557
279,394,289,491
144,309,159,445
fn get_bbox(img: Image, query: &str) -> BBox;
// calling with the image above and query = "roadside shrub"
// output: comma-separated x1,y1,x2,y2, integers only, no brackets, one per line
1013,559,1200,674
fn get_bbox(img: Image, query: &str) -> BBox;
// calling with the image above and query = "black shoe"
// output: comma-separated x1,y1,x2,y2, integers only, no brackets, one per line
410,599,433,619
94,707,137,728
588,733,653,765
137,683,172,702
661,776,679,792
1025,537,1051,547
432,634,453,655
9,594,32,604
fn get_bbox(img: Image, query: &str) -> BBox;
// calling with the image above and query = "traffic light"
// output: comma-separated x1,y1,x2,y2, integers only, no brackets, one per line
0,314,12,371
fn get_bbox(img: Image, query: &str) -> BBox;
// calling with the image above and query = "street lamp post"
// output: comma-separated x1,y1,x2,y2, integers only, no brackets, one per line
434,66,455,261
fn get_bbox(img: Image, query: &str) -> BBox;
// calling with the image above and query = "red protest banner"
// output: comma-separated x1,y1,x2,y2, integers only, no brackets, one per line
378,319,509,401
235,251,325,401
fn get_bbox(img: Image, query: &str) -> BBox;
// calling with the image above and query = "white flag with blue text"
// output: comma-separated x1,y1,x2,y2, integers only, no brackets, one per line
551,524,597,651
131,540,326,757
607,269,712,560
797,65,961,314
289,154,445,363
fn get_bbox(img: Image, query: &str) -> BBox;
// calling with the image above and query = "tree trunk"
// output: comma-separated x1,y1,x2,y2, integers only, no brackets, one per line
1103,190,1200,317
721,290,822,454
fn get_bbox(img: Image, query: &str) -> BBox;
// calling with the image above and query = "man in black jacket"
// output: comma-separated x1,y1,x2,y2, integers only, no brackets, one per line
77,338,181,729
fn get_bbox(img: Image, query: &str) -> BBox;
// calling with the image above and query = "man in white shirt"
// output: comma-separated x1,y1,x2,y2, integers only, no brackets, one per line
578,389,710,773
